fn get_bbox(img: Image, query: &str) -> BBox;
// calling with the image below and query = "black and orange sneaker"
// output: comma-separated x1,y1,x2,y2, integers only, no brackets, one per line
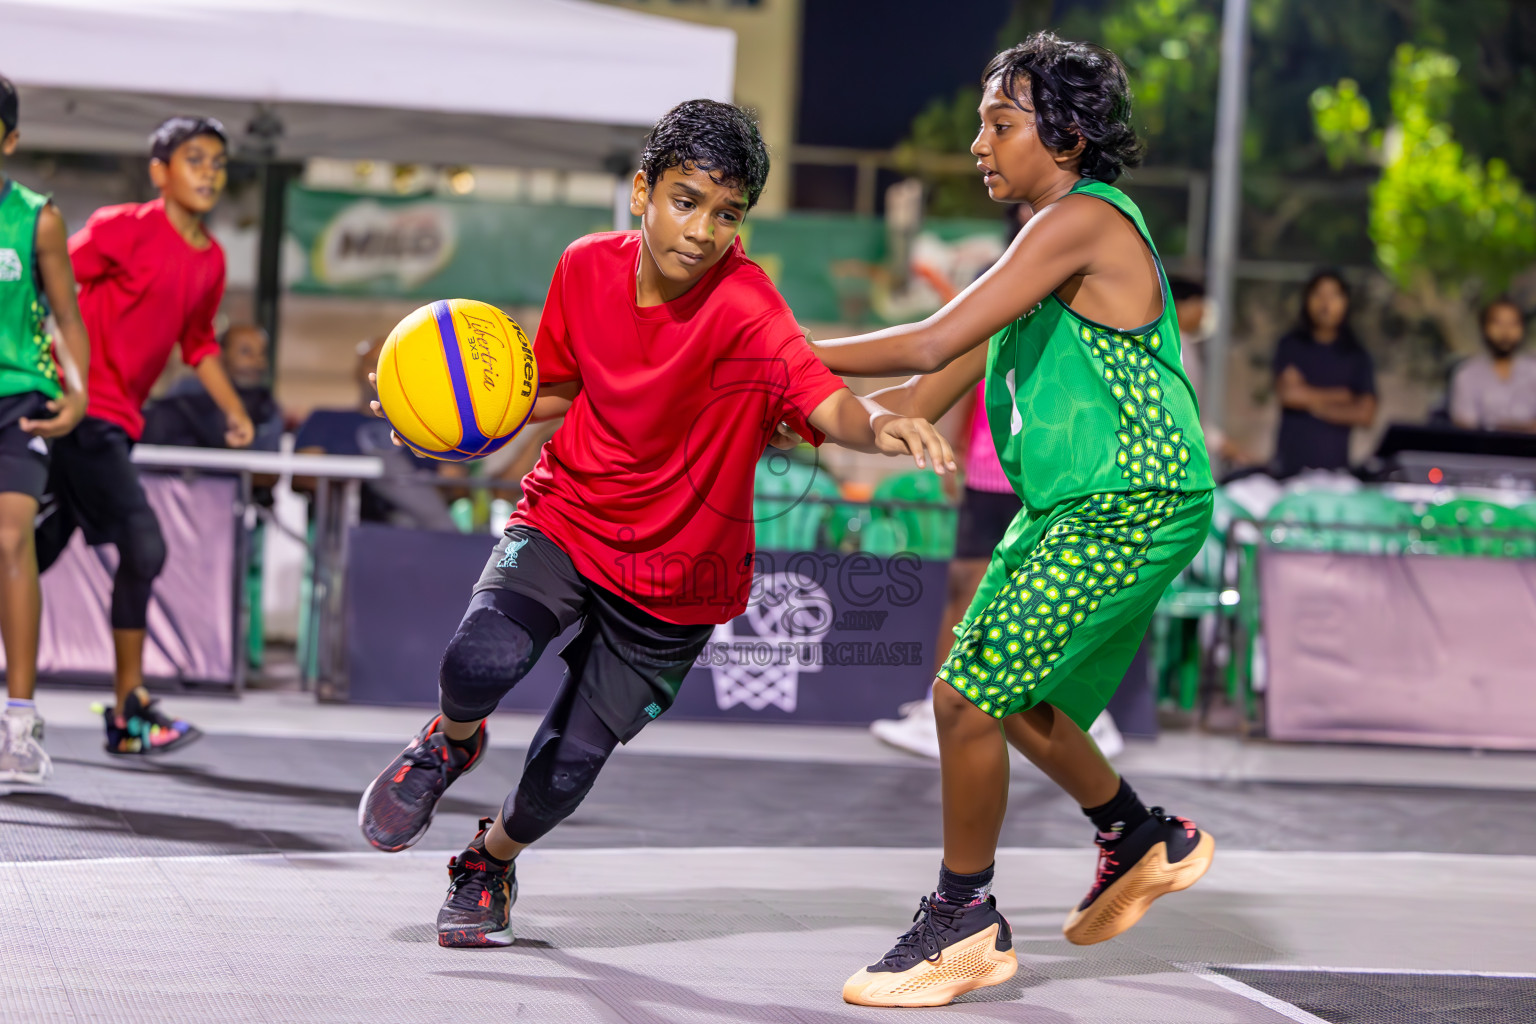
843,894,1017,1007
437,818,517,948
1062,806,1215,945
358,715,485,852
97,687,203,756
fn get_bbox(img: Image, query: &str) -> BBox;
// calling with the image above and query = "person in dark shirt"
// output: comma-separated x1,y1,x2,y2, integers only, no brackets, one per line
294,337,456,529
1271,269,1377,476
142,323,283,452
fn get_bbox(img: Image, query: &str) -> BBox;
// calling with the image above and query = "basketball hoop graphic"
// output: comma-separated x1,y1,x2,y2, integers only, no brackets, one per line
709,571,833,713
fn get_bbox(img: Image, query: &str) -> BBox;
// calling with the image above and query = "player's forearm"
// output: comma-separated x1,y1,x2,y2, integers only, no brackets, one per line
809,390,891,453
810,323,950,376
36,208,92,393
194,357,247,421
531,380,579,422
53,320,89,396
859,347,986,429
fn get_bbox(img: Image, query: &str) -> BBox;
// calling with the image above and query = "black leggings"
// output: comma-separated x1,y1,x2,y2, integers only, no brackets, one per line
36,419,166,631
438,588,621,846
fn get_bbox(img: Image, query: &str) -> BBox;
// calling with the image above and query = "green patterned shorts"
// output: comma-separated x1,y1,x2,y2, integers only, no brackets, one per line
937,489,1213,729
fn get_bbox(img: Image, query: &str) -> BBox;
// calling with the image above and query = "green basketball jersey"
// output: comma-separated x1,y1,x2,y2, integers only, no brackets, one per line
0,179,61,400
984,178,1212,511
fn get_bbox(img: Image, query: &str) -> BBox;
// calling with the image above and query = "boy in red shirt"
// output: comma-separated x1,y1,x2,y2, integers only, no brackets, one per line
359,100,954,947
40,116,254,755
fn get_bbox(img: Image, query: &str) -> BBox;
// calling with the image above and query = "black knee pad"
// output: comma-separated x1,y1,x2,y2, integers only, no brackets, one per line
503,729,614,844
438,591,555,721
118,509,166,583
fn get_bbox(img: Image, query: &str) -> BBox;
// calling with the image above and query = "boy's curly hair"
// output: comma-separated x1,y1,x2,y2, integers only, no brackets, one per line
984,32,1144,183
640,99,769,209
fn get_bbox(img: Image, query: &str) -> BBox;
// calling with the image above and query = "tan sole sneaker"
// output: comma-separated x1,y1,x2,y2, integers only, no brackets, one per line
1062,830,1215,946
843,923,1018,1007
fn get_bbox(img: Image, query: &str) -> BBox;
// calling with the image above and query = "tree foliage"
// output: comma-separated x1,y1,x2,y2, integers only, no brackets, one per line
1311,45,1536,301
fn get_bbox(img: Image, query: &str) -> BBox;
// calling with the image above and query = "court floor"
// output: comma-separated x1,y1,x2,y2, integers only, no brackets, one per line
3,692,1533,1023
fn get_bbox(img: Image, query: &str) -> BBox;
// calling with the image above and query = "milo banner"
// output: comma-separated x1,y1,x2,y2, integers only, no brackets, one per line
286,185,1004,324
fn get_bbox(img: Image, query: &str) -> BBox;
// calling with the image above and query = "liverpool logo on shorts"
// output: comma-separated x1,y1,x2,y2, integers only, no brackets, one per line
497,537,529,569
0,249,22,283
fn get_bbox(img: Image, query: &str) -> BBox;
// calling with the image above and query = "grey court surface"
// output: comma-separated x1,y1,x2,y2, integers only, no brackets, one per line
3,694,1534,1023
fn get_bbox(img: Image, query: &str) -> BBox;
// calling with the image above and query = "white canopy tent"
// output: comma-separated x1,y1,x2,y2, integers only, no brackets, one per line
0,0,736,168
0,0,735,345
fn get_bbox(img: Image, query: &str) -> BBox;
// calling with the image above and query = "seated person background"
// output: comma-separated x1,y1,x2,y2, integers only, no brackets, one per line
142,323,283,451
1450,298,1536,432
1271,268,1377,477
295,337,459,530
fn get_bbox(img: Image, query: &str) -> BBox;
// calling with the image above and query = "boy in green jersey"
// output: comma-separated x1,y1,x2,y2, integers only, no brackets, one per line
0,75,91,785
804,35,1216,1006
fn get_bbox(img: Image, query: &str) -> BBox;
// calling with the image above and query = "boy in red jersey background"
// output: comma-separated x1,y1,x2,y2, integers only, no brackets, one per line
358,100,955,948
39,116,254,755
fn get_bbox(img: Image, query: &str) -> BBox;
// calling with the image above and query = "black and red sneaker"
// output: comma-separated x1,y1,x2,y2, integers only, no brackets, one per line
1062,806,1215,945
358,715,485,852
98,687,203,756
437,818,517,948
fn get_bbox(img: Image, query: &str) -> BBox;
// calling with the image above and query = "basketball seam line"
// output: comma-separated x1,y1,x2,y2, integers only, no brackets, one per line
385,342,456,453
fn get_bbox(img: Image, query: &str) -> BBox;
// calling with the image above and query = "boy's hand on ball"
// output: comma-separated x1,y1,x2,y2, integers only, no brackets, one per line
873,415,957,474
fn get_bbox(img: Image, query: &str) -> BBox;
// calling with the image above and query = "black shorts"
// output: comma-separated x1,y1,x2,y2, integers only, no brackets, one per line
43,416,155,544
954,486,1024,560
0,391,54,500
475,525,713,743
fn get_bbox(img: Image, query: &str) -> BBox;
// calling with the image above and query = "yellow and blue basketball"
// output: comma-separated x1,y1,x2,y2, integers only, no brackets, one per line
375,299,537,462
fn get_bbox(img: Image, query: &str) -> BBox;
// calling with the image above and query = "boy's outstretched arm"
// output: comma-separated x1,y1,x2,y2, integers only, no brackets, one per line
807,388,957,475
772,344,988,452
193,356,255,448
21,205,90,439
809,198,1097,376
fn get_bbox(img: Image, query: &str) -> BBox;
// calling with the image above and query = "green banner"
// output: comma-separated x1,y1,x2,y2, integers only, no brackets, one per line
285,186,1004,324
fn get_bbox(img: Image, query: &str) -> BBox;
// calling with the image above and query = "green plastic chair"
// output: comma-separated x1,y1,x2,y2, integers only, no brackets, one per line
868,471,957,559
245,521,265,671
1415,498,1536,558
857,516,909,556
1154,488,1250,714
754,454,839,551
1265,489,1419,555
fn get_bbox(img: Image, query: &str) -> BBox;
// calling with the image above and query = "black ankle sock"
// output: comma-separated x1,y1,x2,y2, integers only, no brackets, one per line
1083,778,1152,839
936,862,994,906
442,721,483,756
467,837,511,870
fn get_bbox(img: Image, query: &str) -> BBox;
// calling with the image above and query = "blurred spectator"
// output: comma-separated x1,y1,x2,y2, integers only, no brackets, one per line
1169,277,1250,467
1271,269,1377,477
141,323,283,451
1449,298,1536,432
294,337,457,530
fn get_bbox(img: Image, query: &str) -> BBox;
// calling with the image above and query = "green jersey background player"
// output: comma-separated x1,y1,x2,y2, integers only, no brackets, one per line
0,73,92,785
805,34,1217,1007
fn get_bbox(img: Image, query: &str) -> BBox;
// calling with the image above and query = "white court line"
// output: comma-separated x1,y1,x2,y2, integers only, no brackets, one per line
1177,961,1536,1023
1181,967,1334,1024
1209,963,1536,980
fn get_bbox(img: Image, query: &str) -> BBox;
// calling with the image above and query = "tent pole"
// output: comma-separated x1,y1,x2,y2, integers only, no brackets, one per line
1202,0,1250,468
254,162,294,369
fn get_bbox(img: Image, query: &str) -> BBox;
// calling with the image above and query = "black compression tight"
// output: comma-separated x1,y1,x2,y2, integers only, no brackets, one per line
502,676,621,846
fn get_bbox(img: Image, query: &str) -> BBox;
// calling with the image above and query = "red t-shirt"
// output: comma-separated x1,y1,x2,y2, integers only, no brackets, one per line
511,231,845,625
69,199,225,438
